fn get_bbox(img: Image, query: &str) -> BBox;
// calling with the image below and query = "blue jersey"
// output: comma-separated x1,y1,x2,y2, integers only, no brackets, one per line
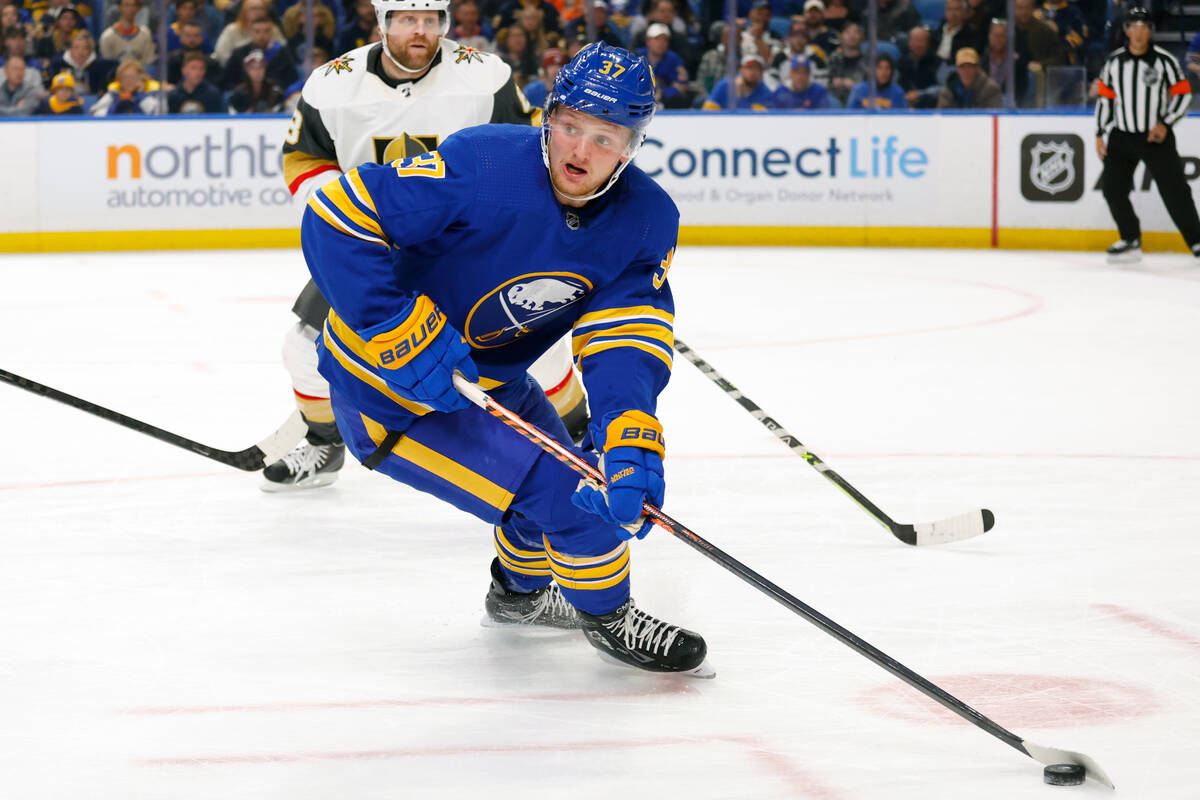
704,78,775,110
772,82,832,109
846,80,909,110
302,124,680,433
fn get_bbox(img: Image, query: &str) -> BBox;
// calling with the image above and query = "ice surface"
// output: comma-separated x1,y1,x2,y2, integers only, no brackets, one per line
2,246,1198,799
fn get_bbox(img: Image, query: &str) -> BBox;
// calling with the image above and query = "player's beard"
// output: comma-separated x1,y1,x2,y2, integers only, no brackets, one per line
386,30,440,72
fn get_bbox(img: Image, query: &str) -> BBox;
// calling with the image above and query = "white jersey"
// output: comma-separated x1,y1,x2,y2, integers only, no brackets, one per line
282,38,537,204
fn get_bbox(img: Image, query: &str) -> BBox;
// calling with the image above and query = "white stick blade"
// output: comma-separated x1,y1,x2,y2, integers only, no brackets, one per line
255,411,309,465
1023,740,1115,789
912,509,992,545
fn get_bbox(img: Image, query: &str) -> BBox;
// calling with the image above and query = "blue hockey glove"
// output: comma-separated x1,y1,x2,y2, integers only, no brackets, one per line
362,294,478,413
571,410,665,540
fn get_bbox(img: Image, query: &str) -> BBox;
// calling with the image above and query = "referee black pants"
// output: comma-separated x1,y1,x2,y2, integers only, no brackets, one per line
1100,129,1200,248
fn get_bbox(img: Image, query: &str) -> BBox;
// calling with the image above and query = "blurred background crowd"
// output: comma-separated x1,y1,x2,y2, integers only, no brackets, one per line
0,0,1197,115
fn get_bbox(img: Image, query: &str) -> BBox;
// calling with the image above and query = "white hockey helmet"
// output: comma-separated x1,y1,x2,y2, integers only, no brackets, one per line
372,0,451,37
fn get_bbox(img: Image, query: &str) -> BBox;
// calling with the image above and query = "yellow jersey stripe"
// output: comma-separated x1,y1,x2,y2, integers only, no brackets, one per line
309,194,388,247
572,322,673,359
543,538,628,567
549,547,629,580
496,550,551,575
575,305,673,329
361,415,516,512
550,560,630,590
320,178,386,240
578,338,673,369
345,168,379,217
495,526,549,560
322,323,433,416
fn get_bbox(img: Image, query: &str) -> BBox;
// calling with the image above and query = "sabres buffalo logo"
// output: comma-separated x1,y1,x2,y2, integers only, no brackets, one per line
465,272,592,348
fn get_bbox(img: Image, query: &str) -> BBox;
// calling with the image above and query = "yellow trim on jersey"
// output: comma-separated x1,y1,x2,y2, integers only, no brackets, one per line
282,150,339,187
577,338,673,369
307,193,387,247
361,415,516,512
345,169,379,217
320,177,386,240
572,321,673,359
322,320,433,417
575,305,673,328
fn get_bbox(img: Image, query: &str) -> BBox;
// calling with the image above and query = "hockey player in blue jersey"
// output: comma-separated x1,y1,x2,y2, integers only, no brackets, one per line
300,43,712,677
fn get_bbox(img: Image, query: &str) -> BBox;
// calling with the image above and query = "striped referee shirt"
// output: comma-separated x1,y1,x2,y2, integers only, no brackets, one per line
1095,45,1192,136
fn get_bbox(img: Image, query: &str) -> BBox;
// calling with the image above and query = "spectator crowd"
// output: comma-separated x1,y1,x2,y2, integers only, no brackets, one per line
0,0,1194,115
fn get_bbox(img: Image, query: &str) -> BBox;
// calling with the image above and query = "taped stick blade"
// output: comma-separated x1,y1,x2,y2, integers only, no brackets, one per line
904,509,995,546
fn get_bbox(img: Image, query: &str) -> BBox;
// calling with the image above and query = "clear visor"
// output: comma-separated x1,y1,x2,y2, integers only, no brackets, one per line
545,115,636,158
383,9,446,34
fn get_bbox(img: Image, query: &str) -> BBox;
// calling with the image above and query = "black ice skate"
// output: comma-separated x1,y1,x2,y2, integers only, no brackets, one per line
483,558,582,629
580,599,714,678
1106,238,1142,264
261,419,345,492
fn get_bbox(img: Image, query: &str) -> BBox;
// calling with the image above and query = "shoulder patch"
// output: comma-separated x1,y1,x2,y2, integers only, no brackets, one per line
323,54,355,76
453,44,485,64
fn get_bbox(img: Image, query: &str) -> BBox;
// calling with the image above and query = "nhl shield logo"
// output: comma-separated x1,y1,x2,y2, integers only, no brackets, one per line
1020,133,1084,202
465,272,593,348
1029,141,1075,195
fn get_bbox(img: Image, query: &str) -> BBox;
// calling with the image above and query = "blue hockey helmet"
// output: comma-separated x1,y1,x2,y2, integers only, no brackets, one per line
541,43,657,201
547,42,656,137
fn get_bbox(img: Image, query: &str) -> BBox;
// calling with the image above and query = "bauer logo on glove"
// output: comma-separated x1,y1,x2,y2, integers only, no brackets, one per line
367,296,447,367
356,293,479,413
572,409,666,540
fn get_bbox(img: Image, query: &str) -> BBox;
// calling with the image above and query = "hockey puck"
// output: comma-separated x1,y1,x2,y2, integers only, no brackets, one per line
1044,764,1086,786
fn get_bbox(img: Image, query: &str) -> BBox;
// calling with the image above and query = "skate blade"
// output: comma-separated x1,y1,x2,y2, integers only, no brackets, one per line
259,473,340,493
479,615,580,635
596,650,717,679
1106,252,1142,265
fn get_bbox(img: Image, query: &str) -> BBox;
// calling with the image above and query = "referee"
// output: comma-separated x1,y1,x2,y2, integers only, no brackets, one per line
1095,7,1200,263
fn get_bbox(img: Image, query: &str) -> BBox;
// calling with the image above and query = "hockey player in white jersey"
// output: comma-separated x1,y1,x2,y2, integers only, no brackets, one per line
265,0,588,491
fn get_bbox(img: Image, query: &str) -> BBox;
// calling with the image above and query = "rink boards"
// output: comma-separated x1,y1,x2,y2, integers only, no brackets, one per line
1,111,1197,253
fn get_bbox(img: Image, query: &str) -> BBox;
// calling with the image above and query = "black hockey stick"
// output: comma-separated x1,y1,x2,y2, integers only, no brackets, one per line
672,338,994,546
451,373,1112,788
0,367,307,471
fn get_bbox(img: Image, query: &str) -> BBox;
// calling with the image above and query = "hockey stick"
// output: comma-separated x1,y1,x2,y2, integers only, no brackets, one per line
451,373,1113,789
672,338,994,546
0,367,307,471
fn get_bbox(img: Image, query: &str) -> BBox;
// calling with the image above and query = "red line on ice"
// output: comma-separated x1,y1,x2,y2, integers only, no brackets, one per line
1094,603,1200,656
121,682,698,716
137,734,848,798
704,275,1044,350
